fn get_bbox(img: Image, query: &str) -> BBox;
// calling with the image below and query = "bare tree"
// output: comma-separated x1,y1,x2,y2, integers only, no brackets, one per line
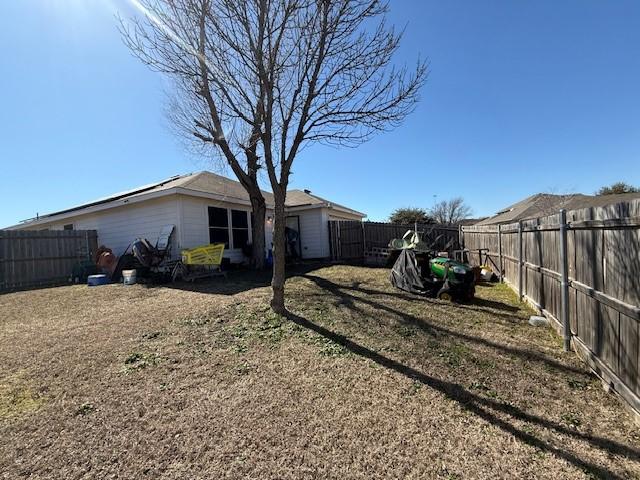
121,0,426,313
430,197,472,225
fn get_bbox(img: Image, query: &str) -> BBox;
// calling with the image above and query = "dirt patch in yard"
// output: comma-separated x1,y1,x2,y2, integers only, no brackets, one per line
0,265,638,479
0,372,43,419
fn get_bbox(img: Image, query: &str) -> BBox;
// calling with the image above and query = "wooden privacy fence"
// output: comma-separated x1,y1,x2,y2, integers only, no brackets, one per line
329,221,461,263
462,199,640,414
0,230,98,292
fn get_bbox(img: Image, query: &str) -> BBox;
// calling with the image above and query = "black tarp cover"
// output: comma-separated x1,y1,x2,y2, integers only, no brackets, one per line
389,249,428,294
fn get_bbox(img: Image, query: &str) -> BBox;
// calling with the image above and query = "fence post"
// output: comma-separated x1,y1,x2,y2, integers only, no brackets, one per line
362,222,366,258
337,221,342,260
84,230,90,261
498,224,503,283
458,224,463,251
559,209,571,352
518,220,523,300
329,222,335,260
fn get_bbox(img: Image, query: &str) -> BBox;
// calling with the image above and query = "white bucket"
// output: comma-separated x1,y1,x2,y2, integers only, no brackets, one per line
480,268,493,282
122,269,137,285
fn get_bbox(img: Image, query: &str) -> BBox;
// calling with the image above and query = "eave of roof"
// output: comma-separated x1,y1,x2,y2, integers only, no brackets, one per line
6,187,184,229
287,189,366,217
8,171,366,228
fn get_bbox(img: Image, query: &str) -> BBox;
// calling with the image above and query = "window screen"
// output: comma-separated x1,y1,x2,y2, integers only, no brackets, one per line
208,207,229,247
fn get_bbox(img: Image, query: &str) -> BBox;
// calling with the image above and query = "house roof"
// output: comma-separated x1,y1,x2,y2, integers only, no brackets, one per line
177,172,363,214
12,171,365,228
456,217,488,226
477,192,640,225
284,189,363,216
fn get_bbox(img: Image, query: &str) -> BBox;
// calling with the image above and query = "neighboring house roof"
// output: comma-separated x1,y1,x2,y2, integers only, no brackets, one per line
456,217,487,226
477,192,640,225
11,171,365,228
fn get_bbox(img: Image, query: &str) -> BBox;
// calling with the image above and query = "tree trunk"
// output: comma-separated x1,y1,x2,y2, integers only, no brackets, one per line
249,196,266,270
270,194,287,314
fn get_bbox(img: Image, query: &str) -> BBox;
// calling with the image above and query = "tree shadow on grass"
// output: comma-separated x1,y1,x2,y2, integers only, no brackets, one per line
154,262,325,296
284,308,639,480
301,274,587,376
470,297,521,313
326,280,526,322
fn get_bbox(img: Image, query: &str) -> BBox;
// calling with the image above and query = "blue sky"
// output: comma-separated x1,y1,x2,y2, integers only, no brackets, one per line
1,0,639,227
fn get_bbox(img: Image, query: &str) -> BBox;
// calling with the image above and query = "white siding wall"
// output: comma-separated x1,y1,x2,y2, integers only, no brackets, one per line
293,208,330,259
179,195,259,264
22,197,181,258
180,195,209,249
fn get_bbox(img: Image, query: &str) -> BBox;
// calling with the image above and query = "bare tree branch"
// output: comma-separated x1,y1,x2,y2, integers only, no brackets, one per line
430,198,473,225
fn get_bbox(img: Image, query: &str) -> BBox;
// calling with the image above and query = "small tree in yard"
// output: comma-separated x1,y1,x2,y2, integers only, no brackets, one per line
430,197,472,225
122,0,426,313
389,207,433,225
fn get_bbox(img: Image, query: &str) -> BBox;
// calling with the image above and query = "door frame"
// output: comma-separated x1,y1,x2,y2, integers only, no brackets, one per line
285,215,302,258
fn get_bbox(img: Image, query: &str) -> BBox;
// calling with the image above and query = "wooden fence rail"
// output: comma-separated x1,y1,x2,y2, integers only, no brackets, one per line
329,221,461,263
0,230,98,292
462,199,640,415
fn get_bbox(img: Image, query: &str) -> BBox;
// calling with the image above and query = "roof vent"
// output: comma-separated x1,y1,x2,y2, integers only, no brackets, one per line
304,189,311,194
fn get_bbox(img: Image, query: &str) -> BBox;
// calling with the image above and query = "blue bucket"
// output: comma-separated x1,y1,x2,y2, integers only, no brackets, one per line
87,274,109,287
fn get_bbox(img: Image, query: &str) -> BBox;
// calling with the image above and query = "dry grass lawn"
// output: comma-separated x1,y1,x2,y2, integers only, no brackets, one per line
1,264,639,479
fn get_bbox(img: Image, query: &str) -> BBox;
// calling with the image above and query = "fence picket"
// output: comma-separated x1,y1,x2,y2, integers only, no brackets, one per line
0,230,97,292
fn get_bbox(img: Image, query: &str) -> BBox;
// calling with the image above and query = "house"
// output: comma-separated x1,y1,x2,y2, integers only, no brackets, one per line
477,192,640,225
8,171,366,262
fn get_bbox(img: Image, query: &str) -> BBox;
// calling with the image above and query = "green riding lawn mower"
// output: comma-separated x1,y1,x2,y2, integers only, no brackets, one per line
388,229,475,301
